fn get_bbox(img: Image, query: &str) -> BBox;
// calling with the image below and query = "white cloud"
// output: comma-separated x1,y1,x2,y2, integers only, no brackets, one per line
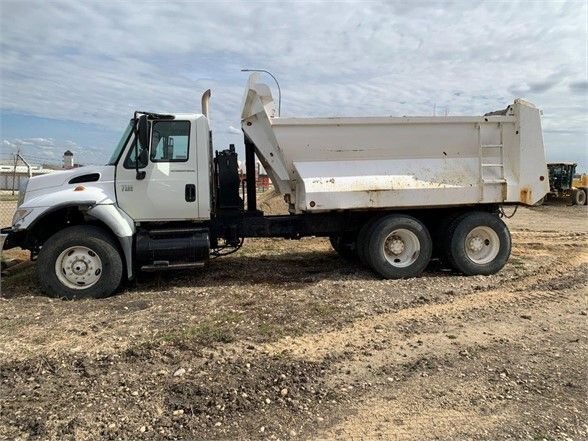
0,0,586,168
0,137,101,165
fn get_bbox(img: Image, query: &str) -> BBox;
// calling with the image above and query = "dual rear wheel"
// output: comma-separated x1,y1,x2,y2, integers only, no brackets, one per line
330,211,511,279
442,212,511,276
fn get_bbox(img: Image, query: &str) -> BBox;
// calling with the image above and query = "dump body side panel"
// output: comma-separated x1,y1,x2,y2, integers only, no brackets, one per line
241,75,549,213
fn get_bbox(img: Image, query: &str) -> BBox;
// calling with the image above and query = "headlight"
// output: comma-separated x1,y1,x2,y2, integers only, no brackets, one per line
17,179,28,207
12,208,31,227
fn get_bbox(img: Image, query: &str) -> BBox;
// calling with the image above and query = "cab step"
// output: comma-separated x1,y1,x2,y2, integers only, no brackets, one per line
141,261,206,272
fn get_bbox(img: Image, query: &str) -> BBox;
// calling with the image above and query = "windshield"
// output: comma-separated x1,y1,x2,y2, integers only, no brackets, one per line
107,121,134,165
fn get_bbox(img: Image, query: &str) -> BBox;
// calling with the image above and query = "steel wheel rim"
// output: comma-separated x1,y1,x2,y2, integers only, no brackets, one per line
464,226,500,264
383,229,420,268
55,246,103,290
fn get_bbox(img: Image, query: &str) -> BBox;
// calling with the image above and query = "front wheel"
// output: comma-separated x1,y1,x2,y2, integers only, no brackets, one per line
37,225,123,299
444,211,511,276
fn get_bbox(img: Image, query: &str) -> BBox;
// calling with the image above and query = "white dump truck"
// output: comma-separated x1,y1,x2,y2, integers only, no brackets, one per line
1,74,549,299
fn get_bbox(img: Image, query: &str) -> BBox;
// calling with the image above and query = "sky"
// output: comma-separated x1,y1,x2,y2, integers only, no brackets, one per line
1,0,587,170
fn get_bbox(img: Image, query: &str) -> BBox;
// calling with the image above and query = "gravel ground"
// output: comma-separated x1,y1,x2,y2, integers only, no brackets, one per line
0,204,586,440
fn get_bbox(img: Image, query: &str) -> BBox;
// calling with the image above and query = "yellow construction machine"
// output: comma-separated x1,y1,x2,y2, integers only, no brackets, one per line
542,162,587,205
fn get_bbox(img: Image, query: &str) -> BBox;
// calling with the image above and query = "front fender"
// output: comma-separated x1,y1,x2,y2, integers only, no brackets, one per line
15,185,114,230
86,205,135,278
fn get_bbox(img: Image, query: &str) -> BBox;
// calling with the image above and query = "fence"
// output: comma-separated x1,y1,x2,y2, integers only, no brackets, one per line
0,192,18,228
0,153,61,229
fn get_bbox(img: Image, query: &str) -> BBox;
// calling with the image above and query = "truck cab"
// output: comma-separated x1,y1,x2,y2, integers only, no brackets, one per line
3,107,220,299
112,114,212,221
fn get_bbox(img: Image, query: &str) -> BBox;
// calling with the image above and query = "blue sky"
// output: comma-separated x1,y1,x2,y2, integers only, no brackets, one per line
1,0,587,169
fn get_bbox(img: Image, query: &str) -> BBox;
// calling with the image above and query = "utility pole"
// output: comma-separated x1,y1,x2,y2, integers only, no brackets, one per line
18,153,32,178
11,147,20,196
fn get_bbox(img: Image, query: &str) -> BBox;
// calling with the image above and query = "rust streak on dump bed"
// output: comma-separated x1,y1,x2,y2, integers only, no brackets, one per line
520,186,533,205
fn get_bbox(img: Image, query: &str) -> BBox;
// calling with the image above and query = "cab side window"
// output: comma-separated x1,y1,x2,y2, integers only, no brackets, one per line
151,121,190,162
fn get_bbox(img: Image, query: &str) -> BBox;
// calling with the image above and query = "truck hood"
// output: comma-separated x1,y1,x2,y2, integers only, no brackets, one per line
12,165,121,233
26,165,112,192
20,165,117,210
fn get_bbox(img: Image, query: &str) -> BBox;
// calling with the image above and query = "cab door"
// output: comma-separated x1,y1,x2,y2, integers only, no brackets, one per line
116,119,199,221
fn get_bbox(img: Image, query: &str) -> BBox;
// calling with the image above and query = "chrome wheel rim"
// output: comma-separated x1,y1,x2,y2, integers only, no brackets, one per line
383,229,420,268
55,246,103,290
465,226,500,264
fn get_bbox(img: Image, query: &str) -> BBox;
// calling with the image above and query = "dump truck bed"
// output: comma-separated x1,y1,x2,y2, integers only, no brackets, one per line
241,74,549,213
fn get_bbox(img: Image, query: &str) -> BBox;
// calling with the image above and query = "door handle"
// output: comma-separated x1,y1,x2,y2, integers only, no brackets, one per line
185,184,196,202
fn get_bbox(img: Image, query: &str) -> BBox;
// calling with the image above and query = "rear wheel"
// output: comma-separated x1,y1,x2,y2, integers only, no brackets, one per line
432,211,463,261
444,211,511,276
37,225,123,299
365,215,432,279
573,189,586,206
329,235,357,260
357,217,381,266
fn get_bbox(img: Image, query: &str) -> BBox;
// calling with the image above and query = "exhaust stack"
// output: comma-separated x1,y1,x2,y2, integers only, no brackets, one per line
201,89,211,118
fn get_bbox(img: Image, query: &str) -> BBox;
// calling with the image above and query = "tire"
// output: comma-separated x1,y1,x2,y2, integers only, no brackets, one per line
37,225,123,299
573,189,586,206
444,211,511,276
356,217,381,266
432,211,463,260
364,215,432,279
329,235,357,260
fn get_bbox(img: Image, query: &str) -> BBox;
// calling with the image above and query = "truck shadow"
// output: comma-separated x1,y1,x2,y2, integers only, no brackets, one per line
0,250,455,299
131,250,454,294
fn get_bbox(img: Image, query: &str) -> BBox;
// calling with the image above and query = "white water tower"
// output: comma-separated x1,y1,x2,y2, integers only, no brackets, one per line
63,150,74,169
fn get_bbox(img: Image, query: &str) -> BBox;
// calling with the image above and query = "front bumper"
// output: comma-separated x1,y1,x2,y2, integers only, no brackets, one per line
0,227,26,252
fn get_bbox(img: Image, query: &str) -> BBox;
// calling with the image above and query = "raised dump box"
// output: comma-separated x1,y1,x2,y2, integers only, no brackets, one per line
241,75,549,213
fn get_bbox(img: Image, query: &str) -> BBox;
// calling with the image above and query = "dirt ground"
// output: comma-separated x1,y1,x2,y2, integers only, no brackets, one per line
0,204,586,441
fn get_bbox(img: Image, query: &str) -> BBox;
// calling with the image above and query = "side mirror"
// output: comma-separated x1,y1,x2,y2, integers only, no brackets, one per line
133,114,149,180
137,114,149,149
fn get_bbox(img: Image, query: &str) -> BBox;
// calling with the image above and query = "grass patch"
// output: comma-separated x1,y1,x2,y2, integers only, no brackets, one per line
190,320,236,345
257,322,286,339
310,301,340,318
161,311,242,346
